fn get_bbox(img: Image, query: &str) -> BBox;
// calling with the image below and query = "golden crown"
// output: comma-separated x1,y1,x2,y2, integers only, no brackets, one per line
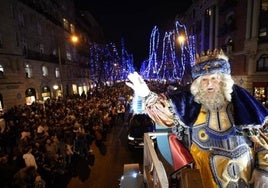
195,49,228,64
191,49,231,80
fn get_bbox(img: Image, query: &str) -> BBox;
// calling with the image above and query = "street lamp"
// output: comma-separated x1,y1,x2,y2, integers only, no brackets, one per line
58,34,79,97
177,35,186,47
70,35,79,44
176,34,187,84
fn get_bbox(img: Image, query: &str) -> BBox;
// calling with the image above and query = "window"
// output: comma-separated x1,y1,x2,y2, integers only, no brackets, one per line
257,55,268,72
10,3,15,18
18,12,25,27
0,33,3,48
55,67,60,78
70,24,75,34
16,32,20,47
40,44,44,54
66,51,72,61
226,12,235,31
52,48,57,56
259,0,268,40
0,93,3,112
25,88,36,105
37,22,42,36
192,9,196,19
63,18,69,31
25,64,33,78
0,64,4,78
42,65,48,77
41,86,51,101
22,39,27,54
225,38,233,54
72,84,78,94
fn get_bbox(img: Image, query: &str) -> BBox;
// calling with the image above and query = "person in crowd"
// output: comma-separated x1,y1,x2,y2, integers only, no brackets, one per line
34,175,46,188
116,101,126,124
99,107,111,140
65,141,74,166
0,155,18,188
12,166,45,188
126,49,268,188
22,146,38,170
44,138,58,162
73,122,89,157
110,106,117,128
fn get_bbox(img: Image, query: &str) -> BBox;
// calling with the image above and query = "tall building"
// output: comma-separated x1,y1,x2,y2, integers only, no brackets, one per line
180,0,268,106
0,0,103,110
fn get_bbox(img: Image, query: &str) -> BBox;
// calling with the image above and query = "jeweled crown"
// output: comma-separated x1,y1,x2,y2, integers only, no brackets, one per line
191,49,231,80
195,49,228,64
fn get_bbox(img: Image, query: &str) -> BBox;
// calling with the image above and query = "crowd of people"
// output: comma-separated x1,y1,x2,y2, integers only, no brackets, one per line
0,82,134,188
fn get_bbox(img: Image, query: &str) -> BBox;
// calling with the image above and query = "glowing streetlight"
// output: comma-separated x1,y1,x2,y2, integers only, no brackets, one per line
70,34,79,44
177,35,186,46
53,84,59,90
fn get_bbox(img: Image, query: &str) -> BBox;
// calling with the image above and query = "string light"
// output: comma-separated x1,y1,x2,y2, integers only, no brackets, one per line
140,20,196,84
88,20,196,85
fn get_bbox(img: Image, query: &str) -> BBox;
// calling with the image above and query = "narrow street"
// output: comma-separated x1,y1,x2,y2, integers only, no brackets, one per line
67,123,143,188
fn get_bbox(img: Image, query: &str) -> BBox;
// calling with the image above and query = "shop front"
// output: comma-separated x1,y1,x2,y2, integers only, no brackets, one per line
41,86,51,101
25,88,36,105
253,82,268,107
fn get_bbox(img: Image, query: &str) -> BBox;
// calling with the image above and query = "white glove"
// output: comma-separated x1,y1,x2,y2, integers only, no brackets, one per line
126,72,150,97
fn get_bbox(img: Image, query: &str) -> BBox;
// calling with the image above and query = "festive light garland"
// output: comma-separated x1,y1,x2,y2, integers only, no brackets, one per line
140,21,196,84
88,21,196,85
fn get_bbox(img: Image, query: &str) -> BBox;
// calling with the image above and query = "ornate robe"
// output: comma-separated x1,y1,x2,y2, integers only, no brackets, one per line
144,85,268,188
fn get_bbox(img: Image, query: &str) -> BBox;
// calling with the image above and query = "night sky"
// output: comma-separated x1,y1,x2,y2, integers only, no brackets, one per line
75,0,193,69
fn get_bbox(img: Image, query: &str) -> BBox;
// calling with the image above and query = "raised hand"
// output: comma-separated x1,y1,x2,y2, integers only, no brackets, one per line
126,72,150,97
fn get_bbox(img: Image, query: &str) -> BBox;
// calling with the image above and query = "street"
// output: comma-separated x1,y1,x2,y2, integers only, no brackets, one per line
67,123,143,188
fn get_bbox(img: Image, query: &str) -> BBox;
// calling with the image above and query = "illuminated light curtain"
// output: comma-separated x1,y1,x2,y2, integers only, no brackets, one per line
141,26,160,80
157,31,181,82
140,20,196,84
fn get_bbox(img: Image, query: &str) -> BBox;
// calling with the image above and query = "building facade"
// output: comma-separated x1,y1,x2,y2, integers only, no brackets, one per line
181,0,268,107
0,0,104,110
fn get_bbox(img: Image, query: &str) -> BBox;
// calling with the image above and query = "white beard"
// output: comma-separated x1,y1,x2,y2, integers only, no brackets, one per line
196,89,226,111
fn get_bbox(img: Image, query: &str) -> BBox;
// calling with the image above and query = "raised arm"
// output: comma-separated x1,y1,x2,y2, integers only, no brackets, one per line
126,72,176,127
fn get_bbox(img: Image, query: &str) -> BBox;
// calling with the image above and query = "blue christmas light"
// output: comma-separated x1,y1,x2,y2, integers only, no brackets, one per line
88,21,196,86
140,20,196,85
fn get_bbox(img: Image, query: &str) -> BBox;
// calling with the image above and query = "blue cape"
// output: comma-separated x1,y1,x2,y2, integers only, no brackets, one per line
168,85,268,128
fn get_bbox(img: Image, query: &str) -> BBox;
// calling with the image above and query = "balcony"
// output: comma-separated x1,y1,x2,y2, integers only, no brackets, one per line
24,49,61,63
